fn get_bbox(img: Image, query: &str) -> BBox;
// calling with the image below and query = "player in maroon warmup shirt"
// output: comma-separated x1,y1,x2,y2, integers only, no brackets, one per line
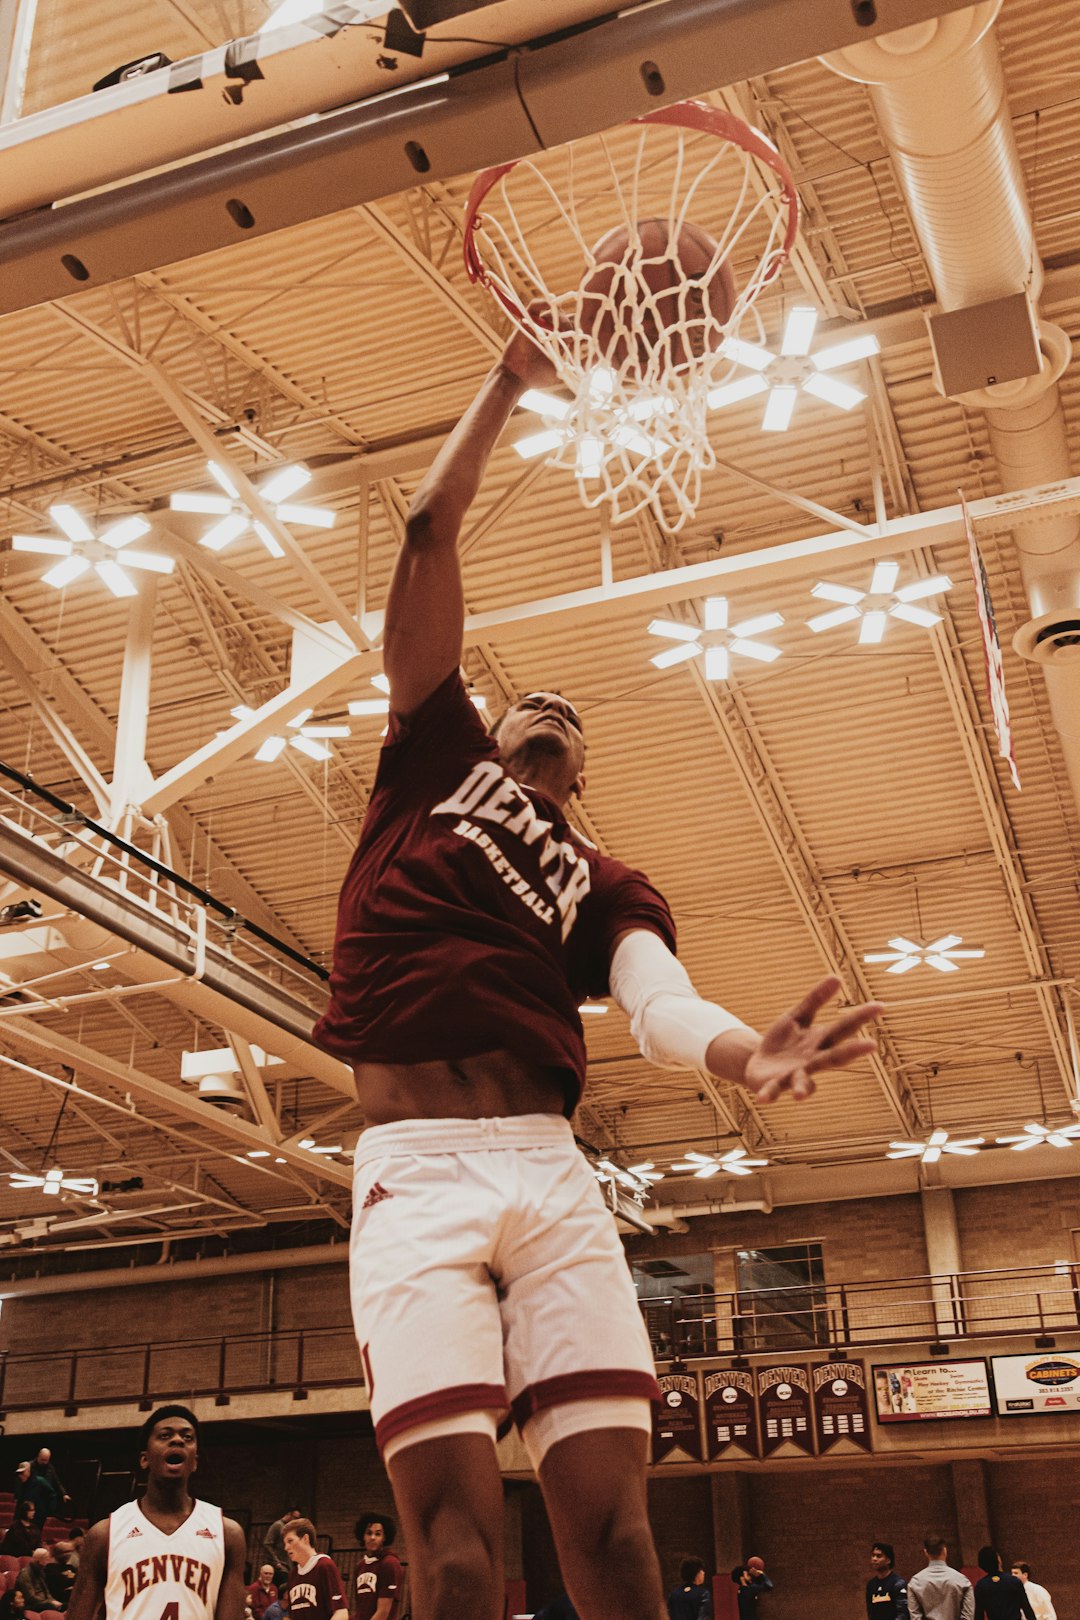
315,318,882,1620
352,1516,402,1620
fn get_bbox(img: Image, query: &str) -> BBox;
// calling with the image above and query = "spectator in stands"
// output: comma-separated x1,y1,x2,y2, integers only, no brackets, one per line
352,1515,403,1620
33,1451,71,1519
0,1585,27,1620
46,1542,79,1606
15,1463,52,1529
264,1511,302,1588
282,1520,346,1620
248,1565,280,1620
1010,1566,1055,1620
65,1528,84,1572
2,1501,39,1557
668,1559,712,1620
15,1548,65,1612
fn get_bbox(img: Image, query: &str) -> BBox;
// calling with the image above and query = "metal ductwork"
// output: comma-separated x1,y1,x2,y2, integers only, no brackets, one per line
822,3,1080,818
0,1240,348,1298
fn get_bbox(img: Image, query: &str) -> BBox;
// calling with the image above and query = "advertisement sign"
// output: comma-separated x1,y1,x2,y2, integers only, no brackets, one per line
704,1369,760,1460
872,1360,991,1422
757,1364,814,1456
653,1371,703,1462
992,1352,1080,1415
812,1360,872,1453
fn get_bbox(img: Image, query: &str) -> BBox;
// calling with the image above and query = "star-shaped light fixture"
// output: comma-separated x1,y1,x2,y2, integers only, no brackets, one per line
226,704,350,764
671,1147,769,1178
595,1158,665,1194
708,307,880,432
170,462,335,558
647,597,783,679
864,934,985,975
886,1129,983,1162
9,1167,100,1197
996,1121,1080,1151
12,506,174,597
807,561,952,644
512,368,671,479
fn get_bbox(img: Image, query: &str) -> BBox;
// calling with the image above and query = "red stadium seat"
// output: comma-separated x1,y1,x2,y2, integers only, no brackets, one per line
0,1557,21,1581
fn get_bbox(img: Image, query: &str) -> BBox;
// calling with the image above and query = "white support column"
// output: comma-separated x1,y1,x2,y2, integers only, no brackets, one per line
921,1184,964,1338
110,578,157,824
0,0,38,124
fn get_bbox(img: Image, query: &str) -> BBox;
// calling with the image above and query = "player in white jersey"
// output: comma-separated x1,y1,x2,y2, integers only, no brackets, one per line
67,1405,246,1620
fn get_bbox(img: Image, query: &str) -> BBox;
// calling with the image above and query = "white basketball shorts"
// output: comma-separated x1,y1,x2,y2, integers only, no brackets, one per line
350,1113,659,1455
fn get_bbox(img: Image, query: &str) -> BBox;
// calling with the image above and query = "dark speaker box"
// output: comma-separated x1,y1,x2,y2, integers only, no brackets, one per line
928,291,1041,397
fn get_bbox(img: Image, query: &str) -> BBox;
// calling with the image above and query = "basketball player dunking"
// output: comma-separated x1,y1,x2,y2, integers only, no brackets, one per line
313,324,883,1620
66,1405,246,1620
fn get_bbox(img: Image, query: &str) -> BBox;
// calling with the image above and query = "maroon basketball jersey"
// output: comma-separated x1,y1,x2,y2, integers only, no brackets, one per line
313,672,675,1112
353,1552,402,1620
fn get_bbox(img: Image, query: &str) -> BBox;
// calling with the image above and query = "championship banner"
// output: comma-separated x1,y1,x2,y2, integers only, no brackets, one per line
962,493,1021,790
757,1364,814,1457
704,1369,760,1460
812,1360,872,1454
653,1371,703,1463
991,1351,1080,1416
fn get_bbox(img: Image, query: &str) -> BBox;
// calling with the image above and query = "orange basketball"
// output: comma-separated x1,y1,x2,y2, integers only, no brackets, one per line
579,217,736,372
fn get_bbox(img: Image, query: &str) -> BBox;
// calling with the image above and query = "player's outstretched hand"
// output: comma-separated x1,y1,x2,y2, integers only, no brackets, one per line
499,299,565,391
743,976,883,1104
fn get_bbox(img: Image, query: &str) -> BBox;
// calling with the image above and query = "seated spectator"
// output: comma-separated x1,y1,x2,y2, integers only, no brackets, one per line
33,1452,70,1520
1,1501,39,1558
16,1548,65,1612
0,1586,28,1620
247,1565,280,1620
64,1528,83,1573
46,1542,78,1605
14,1464,52,1531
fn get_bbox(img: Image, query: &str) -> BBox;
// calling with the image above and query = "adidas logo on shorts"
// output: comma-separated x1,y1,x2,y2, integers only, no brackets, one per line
361,1181,392,1210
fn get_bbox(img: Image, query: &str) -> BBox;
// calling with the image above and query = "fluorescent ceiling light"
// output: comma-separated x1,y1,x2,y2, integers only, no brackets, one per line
812,581,863,605
276,504,336,530
49,504,94,544
858,609,887,644
370,673,391,694
802,372,864,410
762,385,797,433
290,734,332,761
201,515,250,552
260,464,311,504
519,389,573,421
706,374,769,410
703,597,729,632
812,332,880,370
895,574,953,602
997,1122,1080,1150
208,462,241,499
100,516,151,550
172,492,233,516
579,1001,609,1015
721,336,775,372
13,534,72,556
887,1129,983,1162
650,642,701,670
734,611,784,638
648,617,699,643
42,556,91,589
577,437,605,480
95,561,139,598
348,698,392,716
255,736,287,762
704,645,729,681
513,429,565,460
780,306,819,357
730,637,782,663
808,605,860,633
870,561,900,596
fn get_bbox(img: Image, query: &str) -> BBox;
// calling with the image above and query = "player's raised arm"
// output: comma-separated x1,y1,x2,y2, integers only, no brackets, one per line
64,1519,109,1620
382,322,557,718
215,1519,248,1620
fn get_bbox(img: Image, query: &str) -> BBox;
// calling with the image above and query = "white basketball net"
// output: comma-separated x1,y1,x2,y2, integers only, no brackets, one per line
465,105,797,532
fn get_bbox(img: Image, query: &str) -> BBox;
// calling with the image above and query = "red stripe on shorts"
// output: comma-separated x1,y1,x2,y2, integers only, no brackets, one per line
375,1382,509,1452
511,1368,661,1430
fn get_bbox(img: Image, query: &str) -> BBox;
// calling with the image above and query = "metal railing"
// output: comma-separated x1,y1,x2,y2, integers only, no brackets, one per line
1,1261,1077,1414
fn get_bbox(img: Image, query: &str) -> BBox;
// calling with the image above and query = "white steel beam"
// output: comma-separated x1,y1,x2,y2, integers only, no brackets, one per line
0,1017,351,1187
109,578,157,823
136,476,1080,818
0,0,38,124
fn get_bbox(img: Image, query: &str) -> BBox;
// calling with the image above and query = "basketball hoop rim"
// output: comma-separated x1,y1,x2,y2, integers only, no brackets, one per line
462,98,800,326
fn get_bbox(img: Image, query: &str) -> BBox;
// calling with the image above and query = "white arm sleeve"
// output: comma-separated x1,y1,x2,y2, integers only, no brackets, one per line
608,928,756,1072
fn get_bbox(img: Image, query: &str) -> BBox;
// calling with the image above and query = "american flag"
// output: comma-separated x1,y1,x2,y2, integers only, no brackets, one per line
962,494,1021,791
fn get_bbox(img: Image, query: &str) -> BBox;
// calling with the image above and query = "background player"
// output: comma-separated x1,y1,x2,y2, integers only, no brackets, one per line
315,321,883,1620
65,1405,246,1620
352,1515,402,1620
282,1519,347,1620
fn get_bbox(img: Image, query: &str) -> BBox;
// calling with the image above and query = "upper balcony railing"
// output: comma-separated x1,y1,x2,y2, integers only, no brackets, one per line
0,1261,1077,1415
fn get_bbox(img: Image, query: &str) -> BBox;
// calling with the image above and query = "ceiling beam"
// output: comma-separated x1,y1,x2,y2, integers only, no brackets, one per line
0,1016,350,1187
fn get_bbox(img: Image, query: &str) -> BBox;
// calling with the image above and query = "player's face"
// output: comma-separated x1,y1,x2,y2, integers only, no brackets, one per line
870,1551,891,1575
284,1531,310,1566
363,1524,385,1553
495,693,586,793
141,1416,198,1483
1011,1572,1026,1585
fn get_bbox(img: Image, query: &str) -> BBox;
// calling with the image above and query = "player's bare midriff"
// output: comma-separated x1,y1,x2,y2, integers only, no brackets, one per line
352,1048,568,1123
